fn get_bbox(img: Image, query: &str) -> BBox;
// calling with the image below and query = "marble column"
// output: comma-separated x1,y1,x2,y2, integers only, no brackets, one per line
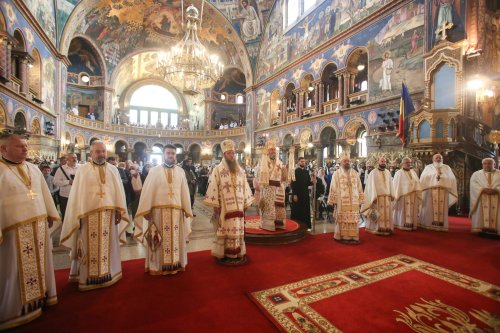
318,83,324,113
315,143,323,166
336,73,344,108
343,74,350,107
19,57,29,96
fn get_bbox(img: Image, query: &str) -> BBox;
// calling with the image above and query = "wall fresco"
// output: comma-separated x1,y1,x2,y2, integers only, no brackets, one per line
426,0,466,50
22,0,56,44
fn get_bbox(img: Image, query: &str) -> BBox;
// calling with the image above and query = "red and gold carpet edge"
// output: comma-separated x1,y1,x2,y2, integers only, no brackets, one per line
248,254,500,333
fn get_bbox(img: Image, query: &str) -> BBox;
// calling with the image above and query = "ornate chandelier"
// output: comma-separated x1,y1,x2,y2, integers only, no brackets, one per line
156,3,224,93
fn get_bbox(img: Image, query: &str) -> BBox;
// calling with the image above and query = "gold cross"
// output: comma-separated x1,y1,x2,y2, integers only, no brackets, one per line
437,21,454,41
97,190,106,198
27,189,37,200
167,191,175,199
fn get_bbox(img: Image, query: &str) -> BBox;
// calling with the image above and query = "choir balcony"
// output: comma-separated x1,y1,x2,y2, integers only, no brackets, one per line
347,91,367,107
65,114,246,138
321,99,339,114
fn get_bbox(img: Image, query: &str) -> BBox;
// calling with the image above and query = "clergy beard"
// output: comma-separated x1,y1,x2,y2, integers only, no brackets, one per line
225,158,238,173
164,157,175,167
378,165,386,170
93,158,106,165
433,162,443,168
269,156,276,161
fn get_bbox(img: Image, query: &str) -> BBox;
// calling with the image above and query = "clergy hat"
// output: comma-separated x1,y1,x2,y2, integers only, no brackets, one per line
266,139,277,149
221,139,235,153
338,151,350,162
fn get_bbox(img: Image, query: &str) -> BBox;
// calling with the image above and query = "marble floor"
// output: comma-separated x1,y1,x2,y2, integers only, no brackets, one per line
52,195,335,270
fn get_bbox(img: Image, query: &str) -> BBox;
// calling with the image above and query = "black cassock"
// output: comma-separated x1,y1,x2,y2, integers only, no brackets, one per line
291,167,312,228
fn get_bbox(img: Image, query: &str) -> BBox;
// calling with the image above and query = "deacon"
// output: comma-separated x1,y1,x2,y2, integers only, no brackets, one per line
134,144,193,275
361,156,395,235
327,152,364,243
253,140,287,231
205,140,254,264
0,131,60,329
392,157,422,230
60,141,129,291
291,157,314,230
470,158,500,235
419,153,457,231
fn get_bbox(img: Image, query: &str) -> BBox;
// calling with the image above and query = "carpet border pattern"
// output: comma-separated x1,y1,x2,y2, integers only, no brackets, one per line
248,254,500,333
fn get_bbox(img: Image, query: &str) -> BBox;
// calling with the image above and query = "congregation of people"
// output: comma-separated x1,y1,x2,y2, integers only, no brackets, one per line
1,130,499,330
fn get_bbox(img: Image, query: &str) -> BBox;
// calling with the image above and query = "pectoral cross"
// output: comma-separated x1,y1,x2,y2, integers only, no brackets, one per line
27,189,37,200
436,21,454,41
97,190,106,198
167,191,175,199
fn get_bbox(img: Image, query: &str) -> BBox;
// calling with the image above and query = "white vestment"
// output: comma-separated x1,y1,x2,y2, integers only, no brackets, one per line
327,168,364,241
419,163,457,231
470,169,500,234
379,58,394,91
134,165,193,275
60,162,128,291
0,160,60,330
205,160,254,259
361,168,395,235
392,169,422,230
240,5,261,42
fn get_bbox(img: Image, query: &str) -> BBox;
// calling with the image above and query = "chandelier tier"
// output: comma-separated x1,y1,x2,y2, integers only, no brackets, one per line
156,4,224,93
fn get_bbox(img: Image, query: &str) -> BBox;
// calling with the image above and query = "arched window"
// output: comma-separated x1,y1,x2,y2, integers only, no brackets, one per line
418,120,431,139
129,85,179,128
357,130,367,157
433,63,456,109
448,119,455,138
336,143,343,158
435,119,444,138
282,0,322,30
236,95,244,104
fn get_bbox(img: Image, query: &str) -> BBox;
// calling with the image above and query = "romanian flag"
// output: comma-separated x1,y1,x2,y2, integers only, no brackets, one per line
397,83,415,144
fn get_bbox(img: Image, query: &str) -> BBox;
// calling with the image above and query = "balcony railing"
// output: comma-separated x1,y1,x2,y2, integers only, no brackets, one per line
322,99,339,113
66,114,246,138
348,91,367,107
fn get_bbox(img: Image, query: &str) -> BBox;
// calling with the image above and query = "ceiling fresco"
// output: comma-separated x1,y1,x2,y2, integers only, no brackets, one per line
60,0,253,87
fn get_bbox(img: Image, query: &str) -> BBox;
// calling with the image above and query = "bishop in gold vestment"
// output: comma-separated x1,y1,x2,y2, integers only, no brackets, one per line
392,157,422,231
327,153,364,243
205,140,254,263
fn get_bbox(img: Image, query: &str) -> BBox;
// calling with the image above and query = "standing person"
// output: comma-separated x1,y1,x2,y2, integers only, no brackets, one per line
53,153,79,220
253,141,288,231
134,145,193,275
470,158,500,236
327,153,364,243
182,158,197,213
204,140,254,264
41,164,59,204
50,155,66,176
392,157,422,231
0,131,60,329
361,156,395,235
291,157,314,230
419,153,457,231
199,165,209,196
60,141,129,291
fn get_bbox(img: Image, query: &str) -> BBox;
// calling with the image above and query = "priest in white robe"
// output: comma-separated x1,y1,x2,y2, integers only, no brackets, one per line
134,144,193,275
0,132,60,330
327,152,364,244
253,140,288,231
419,154,457,231
361,156,395,235
205,140,254,264
470,158,500,235
392,157,422,230
60,141,129,291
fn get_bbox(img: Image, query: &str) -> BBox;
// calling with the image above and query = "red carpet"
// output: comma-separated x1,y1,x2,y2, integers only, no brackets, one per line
9,217,500,333
245,216,300,234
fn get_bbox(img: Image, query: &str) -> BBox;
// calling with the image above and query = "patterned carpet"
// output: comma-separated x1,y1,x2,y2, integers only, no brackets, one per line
249,254,500,332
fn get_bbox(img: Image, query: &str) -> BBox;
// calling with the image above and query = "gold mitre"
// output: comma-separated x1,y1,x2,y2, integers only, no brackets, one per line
266,139,278,150
221,139,235,153
338,151,350,162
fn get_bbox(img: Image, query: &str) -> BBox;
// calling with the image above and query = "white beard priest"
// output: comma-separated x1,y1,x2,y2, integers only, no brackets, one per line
392,157,422,231
0,131,61,330
60,141,129,291
204,139,254,265
134,144,193,275
419,153,457,231
361,156,395,235
470,158,500,236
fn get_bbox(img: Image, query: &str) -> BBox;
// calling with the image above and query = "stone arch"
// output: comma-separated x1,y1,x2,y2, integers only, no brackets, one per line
67,34,107,83
89,136,100,145
270,88,281,125
345,47,369,93
0,100,7,128
417,119,431,140
75,134,86,148
13,110,27,130
212,143,222,161
282,132,294,147
321,62,340,102
13,29,26,52
188,143,201,164
29,48,42,97
0,8,6,31
343,116,370,140
30,117,41,135
114,140,128,161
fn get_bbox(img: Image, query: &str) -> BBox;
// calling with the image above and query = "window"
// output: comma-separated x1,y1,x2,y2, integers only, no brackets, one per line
433,64,456,109
336,143,343,157
236,95,244,104
357,131,367,157
129,84,180,127
283,0,321,31
418,120,431,139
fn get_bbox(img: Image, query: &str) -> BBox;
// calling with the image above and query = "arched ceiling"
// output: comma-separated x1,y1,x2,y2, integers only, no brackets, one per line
60,0,255,89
